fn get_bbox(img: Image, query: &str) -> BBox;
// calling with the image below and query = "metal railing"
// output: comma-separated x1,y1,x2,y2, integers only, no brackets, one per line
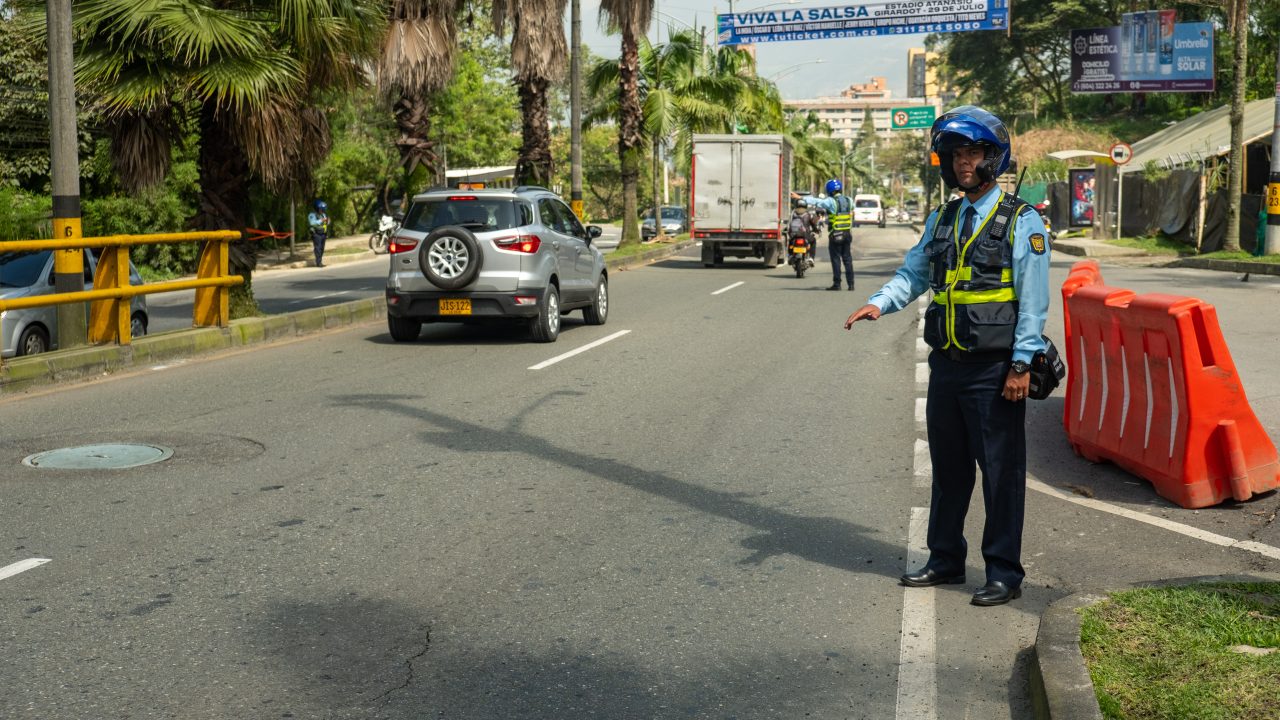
0,231,243,358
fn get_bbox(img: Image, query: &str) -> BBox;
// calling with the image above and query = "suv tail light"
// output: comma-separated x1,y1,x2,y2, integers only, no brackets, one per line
494,233,542,254
389,236,418,254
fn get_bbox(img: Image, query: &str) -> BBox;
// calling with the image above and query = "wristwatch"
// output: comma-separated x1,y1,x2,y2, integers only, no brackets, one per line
1010,360,1031,375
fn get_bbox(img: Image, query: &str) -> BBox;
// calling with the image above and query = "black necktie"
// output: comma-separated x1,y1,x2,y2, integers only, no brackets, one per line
960,207,977,243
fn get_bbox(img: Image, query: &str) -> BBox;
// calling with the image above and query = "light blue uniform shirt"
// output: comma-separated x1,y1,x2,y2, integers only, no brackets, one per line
865,184,1051,364
799,194,847,215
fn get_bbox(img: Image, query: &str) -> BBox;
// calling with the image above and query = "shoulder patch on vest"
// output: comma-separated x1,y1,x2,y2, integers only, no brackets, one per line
1029,233,1047,254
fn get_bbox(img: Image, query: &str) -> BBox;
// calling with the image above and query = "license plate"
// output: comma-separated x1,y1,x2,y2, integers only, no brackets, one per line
439,298,471,315
793,247,806,254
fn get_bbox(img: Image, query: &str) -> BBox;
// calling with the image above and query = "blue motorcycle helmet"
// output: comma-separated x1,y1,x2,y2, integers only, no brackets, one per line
314,200,328,212
930,105,1011,191
825,178,843,195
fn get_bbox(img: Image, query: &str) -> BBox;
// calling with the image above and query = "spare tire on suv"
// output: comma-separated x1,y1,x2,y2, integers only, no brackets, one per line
419,226,483,290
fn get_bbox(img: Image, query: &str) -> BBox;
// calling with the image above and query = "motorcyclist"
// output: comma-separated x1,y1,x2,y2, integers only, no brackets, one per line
788,199,818,267
307,199,329,267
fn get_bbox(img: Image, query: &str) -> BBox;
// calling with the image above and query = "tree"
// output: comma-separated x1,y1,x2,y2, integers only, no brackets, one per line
377,0,467,194
598,0,653,248
47,0,382,315
493,0,568,186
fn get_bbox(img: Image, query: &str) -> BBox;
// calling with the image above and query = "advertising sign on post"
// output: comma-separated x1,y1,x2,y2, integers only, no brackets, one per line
1070,15,1214,93
717,1,1008,45
1070,168,1096,227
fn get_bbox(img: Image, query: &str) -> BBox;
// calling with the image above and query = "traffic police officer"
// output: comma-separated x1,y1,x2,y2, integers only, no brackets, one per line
799,180,856,290
843,106,1051,607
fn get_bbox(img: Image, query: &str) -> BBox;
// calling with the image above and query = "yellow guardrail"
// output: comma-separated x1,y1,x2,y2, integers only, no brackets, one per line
0,231,244,355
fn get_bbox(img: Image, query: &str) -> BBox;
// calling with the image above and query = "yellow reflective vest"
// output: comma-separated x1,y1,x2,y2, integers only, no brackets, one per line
830,194,853,232
922,193,1030,354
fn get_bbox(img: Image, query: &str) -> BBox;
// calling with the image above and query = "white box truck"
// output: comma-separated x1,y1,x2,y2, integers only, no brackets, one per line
690,134,793,267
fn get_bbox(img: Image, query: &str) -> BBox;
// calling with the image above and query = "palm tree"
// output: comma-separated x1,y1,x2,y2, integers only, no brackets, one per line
597,0,652,248
493,0,568,186
377,0,466,194
57,0,381,314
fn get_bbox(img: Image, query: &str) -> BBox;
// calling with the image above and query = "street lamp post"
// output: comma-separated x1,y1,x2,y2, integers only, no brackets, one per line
767,58,824,82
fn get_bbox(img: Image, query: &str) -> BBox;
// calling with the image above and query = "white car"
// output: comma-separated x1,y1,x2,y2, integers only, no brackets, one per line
853,194,885,228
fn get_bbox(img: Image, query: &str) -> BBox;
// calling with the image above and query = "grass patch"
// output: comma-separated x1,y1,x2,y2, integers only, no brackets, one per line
1197,250,1280,264
1080,582,1280,720
608,235,689,260
1105,235,1195,256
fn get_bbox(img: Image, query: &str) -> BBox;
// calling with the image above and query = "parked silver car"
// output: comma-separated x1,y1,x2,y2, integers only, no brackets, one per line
0,249,148,358
384,186,608,343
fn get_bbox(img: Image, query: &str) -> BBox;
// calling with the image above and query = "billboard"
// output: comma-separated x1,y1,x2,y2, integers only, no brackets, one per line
1070,14,1214,93
1070,169,1096,227
716,1,1009,45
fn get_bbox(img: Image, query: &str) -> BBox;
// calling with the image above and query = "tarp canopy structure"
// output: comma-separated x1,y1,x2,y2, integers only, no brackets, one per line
445,166,517,187
1120,98,1275,174
1047,150,1113,164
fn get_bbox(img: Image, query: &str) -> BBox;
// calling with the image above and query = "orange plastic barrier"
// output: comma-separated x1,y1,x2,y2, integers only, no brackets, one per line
1061,260,1280,508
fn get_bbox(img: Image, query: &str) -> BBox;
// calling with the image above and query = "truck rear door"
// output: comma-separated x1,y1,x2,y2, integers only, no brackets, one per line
737,140,783,231
692,141,733,232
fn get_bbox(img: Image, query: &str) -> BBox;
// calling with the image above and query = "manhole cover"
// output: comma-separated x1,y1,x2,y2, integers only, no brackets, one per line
22,443,174,470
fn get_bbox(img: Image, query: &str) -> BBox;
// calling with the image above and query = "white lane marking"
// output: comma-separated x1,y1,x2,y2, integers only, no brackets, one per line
0,558,51,581
915,362,929,389
711,281,744,295
528,330,632,370
896,507,937,720
1027,477,1280,561
916,336,930,359
290,290,351,304
914,438,932,489
914,397,927,432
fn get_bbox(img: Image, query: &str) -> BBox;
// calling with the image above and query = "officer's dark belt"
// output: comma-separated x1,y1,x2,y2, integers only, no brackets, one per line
935,347,1012,364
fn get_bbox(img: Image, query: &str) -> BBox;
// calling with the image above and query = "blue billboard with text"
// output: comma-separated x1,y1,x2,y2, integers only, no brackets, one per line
716,1,1009,45
1070,18,1214,94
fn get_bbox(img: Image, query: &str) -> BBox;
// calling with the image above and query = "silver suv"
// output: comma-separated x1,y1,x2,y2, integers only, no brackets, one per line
384,186,608,343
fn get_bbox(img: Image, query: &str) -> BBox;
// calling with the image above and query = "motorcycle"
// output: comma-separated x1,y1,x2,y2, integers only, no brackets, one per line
1034,202,1058,241
788,232,814,278
368,214,397,254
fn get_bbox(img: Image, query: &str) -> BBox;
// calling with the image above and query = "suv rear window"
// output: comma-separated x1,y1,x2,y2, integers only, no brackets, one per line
855,199,880,208
402,197,521,233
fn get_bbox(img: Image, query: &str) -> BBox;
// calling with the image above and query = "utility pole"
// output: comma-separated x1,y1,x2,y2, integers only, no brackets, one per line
46,0,86,350
570,0,584,219
1266,37,1280,254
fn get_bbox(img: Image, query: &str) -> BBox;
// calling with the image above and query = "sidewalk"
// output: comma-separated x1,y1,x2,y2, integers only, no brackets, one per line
255,233,376,271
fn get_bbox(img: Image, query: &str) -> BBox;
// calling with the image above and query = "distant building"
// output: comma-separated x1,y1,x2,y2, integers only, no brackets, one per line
907,48,957,105
784,77,941,145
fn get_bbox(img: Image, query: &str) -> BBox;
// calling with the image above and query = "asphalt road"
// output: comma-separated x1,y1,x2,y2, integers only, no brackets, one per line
2,225,1277,719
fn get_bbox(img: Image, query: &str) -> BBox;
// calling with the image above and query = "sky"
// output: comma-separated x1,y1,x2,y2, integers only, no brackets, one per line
576,0,925,100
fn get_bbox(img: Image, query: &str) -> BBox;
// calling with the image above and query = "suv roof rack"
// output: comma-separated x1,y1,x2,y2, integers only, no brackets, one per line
513,185,550,193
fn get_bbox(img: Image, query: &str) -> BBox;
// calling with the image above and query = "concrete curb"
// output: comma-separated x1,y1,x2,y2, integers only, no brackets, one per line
1172,257,1280,275
0,239,693,396
0,297,386,395
1030,573,1280,719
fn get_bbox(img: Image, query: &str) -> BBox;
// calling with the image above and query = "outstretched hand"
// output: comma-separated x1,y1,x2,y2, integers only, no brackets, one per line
844,304,881,330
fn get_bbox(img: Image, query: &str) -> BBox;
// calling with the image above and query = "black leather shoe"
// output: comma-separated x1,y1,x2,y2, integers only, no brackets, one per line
900,567,965,588
971,580,1021,606
846,285,855,291
827,284,841,291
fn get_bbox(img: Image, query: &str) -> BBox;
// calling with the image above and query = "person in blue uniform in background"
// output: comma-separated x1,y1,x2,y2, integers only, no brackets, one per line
308,200,329,268
843,106,1051,607
797,180,856,290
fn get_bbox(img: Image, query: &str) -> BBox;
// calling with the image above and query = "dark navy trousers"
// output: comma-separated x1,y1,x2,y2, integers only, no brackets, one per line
828,230,853,287
924,350,1027,588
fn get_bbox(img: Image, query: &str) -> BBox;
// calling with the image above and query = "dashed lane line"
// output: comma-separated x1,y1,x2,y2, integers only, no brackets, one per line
0,558,51,582
896,507,937,720
528,330,632,370
711,281,744,295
